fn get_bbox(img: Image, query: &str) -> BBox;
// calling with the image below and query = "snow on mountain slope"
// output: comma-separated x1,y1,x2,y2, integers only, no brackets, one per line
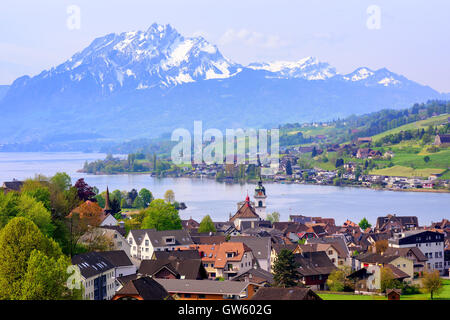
248,56,337,80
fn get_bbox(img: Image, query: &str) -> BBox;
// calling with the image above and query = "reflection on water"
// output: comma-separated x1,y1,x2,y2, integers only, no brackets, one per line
1,152,449,225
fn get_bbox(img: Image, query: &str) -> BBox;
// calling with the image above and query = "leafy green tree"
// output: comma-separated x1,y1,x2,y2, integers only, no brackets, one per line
423,156,431,163
267,212,280,223
139,188,153,207
132,196,145,209
380,267,401,293
273,249,300,288
285,160,292,175
421,269,443,300
141,199,182,231
50,172,72,193
358,217,372,231
0,217,64,299
20,179,51,211
21,250,82,300
198,215,216,233
327,269,346,292
16,194,55,237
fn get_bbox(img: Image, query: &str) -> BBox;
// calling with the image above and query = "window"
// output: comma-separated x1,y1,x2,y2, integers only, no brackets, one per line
328,250,333,255
198,294,206,299
145,240,149,246
184,294,191,298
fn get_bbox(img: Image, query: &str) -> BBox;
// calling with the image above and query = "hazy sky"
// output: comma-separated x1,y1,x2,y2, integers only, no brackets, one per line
1,0,449,92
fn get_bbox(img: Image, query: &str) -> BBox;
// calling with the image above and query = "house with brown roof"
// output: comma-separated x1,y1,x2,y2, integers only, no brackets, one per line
138,257,207,280
229,195,261,230
294,251,337,290
183,242,255,280
155,278,256,300
112,276,172,300
348,263,410,293
375,214,419,233
384,247,428,275
1,180,24,193
251,287,321,300
355,252,414,281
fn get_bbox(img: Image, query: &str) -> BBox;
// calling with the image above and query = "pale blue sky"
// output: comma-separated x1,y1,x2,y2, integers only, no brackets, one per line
0,0,449,92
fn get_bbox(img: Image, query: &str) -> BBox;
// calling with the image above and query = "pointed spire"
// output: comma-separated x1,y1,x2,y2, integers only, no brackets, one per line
104,186,111,212
245,192,250,207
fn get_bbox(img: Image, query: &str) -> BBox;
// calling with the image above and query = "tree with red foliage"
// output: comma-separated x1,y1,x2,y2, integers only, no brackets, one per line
74,178,96,202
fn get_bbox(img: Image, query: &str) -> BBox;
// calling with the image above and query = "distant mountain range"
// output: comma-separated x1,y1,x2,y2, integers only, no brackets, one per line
0,23,448,149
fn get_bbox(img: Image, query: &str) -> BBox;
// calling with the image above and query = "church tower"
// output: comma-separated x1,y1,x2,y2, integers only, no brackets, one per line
254,176,267,220
103,186,112,214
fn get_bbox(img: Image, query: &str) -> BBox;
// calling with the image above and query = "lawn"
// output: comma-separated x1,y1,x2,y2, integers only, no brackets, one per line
319,279,450,300
370,165,445,178
371,114,449,141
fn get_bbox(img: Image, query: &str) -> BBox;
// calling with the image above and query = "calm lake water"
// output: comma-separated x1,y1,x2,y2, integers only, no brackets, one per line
0,152,448,225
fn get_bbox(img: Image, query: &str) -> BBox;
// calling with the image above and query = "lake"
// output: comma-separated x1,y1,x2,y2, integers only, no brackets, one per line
0,152,448,225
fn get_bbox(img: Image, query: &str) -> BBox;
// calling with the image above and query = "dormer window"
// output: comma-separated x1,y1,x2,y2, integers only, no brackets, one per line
227,252,235,258
163,237,175,244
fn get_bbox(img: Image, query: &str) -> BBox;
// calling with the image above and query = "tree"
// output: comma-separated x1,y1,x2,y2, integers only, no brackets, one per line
141,199,182,231
20,179,51,211
272,249,300,288
21,250,82,300
380,267,401,293
0,217,64,299
358,217,372,231
421,269,443,300
198,215,216,233
50,172,72,193
327,269,346,292
267,212,280,223
285,160,292,175
423,156,431,163
335,158,344,168
164,190,175,204
16,194,55,237
74,178,95,202
139,188,153,207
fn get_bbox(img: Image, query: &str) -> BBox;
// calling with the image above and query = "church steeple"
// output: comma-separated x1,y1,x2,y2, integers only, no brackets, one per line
254,177,267,220
104,186,112,213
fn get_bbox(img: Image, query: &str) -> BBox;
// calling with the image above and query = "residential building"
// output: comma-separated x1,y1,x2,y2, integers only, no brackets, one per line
138,257,207,280
71,252,116,300
230,268,274,286
375,214,419,233
112,276,172,300
127,229,194,260
185,242,255,279
251,287,322,300
355,252,414,281
294,251,337,290
229,236,272,271
388,230,445,274
384,247,428,275
155,279,256,300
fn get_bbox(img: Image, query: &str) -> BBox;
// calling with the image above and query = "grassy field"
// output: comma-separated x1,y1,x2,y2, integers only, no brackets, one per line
372,114,449,141
319,279,450,300
370,166,445,178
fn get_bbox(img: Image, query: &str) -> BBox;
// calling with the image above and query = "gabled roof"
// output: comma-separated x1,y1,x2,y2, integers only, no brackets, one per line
231,268,274,285
229,236,271,260
139,258,205,280
115,276,172,300
384,247,427,262
229,197,260,222
130,229,193,247
155,279,251,295
72,252,115,279
271,243,298,254
2,180,23,191
153,249,201,261
294,251,337,276
186,242,253,269
97,250,134,267
306,236,349,258
385,264,410,280
251,287,321,300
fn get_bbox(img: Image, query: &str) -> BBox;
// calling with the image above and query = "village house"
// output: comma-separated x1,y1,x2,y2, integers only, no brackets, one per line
184,242,255,280
155,279,256,300
251,287,322,300
71,252,117,300
127,229,194,260
384,247,428,275
375,214,419,233
1,180,23,193
229,236,272,272
434,133,450,146
388,230,445,274
294,251,337,290
355,252,414,281
229,195,262,230
306,236,353,268
112,276,172,300
138,257,207,280
348,263,410,293
230,268,274,287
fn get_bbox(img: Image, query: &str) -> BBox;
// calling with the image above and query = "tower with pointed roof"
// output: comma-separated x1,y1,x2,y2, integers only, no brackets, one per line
103,186,112,214
254,176,267,220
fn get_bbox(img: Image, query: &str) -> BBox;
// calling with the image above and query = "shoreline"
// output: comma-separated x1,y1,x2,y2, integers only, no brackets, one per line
77,170,450,194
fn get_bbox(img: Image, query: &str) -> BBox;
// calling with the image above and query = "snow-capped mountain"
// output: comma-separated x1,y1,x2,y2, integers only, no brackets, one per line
0,23,445,147
15,23,241,94
248,57,337,80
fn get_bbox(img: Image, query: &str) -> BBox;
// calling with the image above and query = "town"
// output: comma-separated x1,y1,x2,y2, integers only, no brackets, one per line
1,175,448,301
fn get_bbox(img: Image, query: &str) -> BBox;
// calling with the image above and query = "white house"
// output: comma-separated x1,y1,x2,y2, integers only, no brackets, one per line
127,229,194,260
389,230,445,274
